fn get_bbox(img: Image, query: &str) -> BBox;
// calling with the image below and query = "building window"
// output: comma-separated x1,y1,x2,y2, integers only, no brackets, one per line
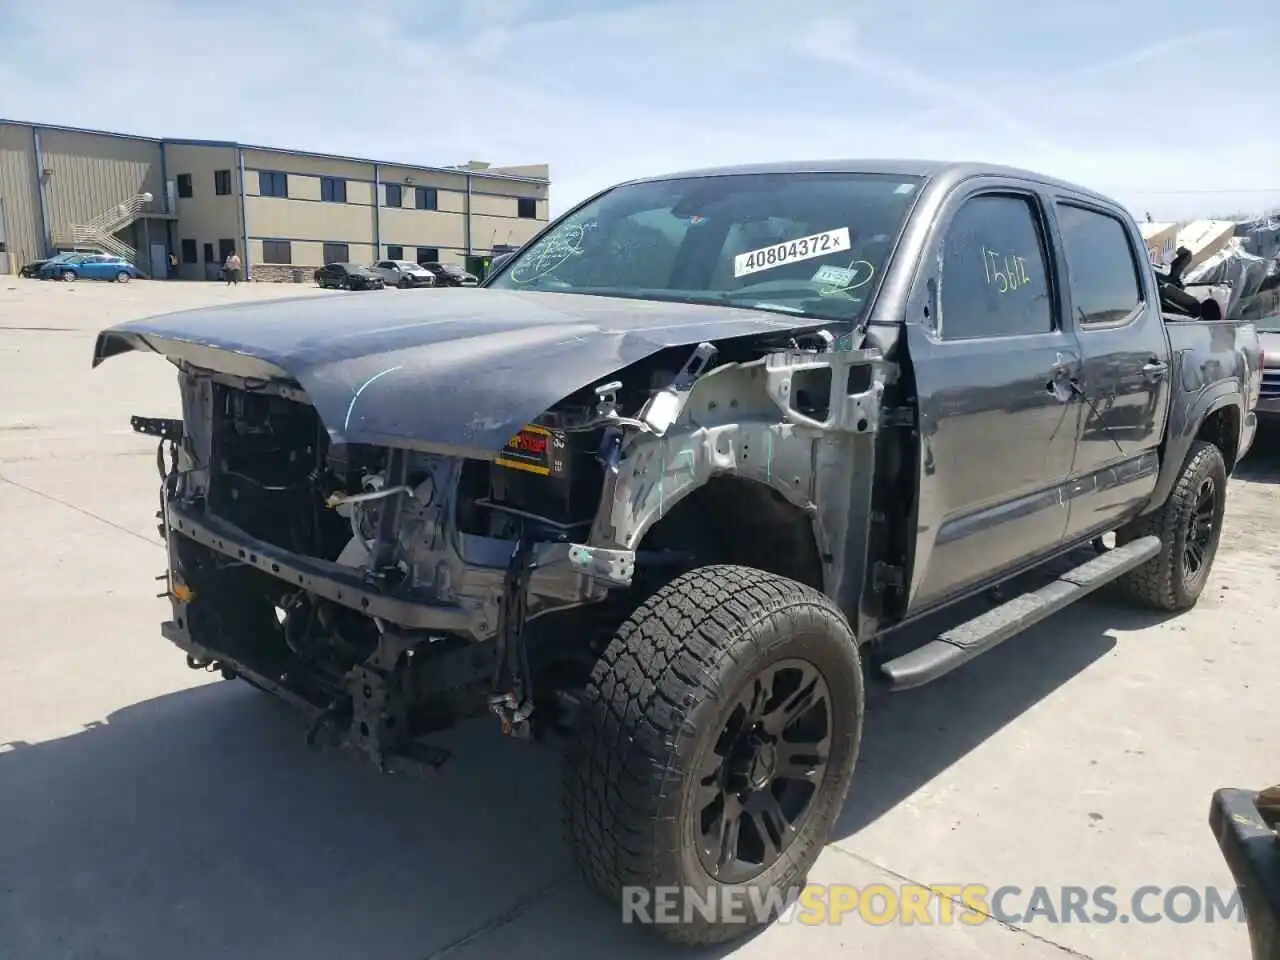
214,170,232,196
321,177,347,203
415,187,437,211
180,239,198,264
385,184,402,207
218,239,237,261
259,171,289,198
387,245,404,260
416,247,439,264
203,242,215,263
517,197,537,219
323,242,350,264
176,174,193,199
262,240,292,264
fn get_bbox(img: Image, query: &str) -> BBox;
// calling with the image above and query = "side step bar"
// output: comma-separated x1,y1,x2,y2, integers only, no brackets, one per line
880,535,1162,690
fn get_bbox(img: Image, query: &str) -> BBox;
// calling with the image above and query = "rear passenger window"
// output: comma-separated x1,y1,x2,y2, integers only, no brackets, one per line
1055,204,1144,326
939,194,1053,340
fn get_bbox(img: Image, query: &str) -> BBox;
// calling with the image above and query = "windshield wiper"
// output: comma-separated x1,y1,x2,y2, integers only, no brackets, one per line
507,284,826,320
708,292,823,319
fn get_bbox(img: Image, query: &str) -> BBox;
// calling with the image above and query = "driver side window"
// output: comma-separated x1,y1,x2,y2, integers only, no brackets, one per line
939,194,1054,340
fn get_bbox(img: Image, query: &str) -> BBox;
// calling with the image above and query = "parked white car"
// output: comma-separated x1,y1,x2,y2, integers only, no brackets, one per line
370,260,437,288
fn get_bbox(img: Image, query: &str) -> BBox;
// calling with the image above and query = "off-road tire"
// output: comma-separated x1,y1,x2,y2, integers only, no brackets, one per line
562,564,863,945
1112,440,1228,611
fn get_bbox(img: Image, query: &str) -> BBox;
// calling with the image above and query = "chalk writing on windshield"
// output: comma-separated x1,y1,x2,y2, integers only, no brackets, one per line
509,221,594,285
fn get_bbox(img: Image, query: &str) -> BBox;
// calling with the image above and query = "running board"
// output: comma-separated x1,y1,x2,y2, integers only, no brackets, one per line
880,535,1162,690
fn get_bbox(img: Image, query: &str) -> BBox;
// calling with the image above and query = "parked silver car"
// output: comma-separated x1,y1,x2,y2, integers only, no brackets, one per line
371,260,437,288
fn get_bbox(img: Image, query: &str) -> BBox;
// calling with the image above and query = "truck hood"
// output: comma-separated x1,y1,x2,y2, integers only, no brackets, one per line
93,288,819,453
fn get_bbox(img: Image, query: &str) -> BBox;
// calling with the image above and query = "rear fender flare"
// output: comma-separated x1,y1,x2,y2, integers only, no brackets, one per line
1144,385,1241,515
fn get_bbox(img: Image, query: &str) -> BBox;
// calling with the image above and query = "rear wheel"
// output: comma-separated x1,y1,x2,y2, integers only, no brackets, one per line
61,269,76,281
1112,440,1227,611
562,565,863,944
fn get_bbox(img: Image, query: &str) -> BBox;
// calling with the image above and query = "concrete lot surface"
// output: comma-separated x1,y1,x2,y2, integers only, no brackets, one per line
1,277,1276,959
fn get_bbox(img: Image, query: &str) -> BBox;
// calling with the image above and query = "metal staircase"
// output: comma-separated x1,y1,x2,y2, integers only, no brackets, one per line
53,191,154,263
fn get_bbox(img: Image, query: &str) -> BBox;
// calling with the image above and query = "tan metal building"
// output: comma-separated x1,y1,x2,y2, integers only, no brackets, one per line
0,119,550,280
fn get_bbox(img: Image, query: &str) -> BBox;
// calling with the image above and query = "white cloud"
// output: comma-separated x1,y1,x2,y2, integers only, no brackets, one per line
0,0,1275,221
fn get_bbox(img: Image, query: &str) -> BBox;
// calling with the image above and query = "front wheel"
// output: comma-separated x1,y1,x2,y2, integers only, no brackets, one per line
1112,440,1228,611
60,269,76,281
562,565,864,945
115,271,131,283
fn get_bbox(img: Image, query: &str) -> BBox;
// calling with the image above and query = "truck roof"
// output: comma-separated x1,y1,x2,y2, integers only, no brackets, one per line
627,159,1120,209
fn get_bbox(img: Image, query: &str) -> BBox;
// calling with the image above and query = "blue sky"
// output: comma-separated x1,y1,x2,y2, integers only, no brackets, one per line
2,0,1277,221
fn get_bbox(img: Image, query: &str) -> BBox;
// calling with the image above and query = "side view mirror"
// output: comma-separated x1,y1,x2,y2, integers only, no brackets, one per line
491,252,514,273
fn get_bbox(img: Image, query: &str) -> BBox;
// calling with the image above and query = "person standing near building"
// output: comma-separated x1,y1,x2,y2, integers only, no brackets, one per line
223,249,242,286
167,251,178,279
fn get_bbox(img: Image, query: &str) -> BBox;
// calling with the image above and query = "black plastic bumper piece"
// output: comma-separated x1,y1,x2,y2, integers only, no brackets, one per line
1210,787,1280,960
880,534,1162,690
161,619,453,775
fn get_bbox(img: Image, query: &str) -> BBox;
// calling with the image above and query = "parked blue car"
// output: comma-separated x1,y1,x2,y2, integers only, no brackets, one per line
40,253,139,282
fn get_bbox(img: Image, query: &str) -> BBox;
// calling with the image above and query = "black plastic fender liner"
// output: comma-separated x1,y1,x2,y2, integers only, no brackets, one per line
1209,787,1280,960
92,288,824,454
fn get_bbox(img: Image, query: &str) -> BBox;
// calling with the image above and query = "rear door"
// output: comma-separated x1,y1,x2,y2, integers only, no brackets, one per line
904,182,1084,612
1050,199,1170,542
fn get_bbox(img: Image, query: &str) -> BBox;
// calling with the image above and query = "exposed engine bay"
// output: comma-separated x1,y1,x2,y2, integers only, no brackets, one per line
135,326,892,775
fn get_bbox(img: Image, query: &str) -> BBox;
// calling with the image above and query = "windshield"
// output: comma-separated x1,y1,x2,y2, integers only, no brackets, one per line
486,171,923,320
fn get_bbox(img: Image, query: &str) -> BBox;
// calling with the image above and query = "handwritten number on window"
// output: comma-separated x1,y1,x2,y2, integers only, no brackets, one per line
981,246,1030,294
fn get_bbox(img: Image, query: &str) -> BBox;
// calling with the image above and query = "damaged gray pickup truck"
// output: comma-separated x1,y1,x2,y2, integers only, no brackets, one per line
94,160,1263,944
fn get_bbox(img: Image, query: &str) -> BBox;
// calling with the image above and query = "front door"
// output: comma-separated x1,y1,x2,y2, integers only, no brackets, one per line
905,187,1083,613
150,242,167,280
1052,200,1170,541
79,255,108,280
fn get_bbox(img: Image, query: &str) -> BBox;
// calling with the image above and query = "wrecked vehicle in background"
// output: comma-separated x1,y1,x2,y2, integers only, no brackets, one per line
1159,238,1280,423
94,160,1262,945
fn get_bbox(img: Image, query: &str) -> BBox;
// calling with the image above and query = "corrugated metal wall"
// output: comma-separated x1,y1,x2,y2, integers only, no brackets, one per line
39,129,164,241
0,123,42,267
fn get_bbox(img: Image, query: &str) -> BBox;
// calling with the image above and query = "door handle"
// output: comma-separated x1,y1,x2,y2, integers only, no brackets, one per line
1142,360,1169,382
1046,365,1078,402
